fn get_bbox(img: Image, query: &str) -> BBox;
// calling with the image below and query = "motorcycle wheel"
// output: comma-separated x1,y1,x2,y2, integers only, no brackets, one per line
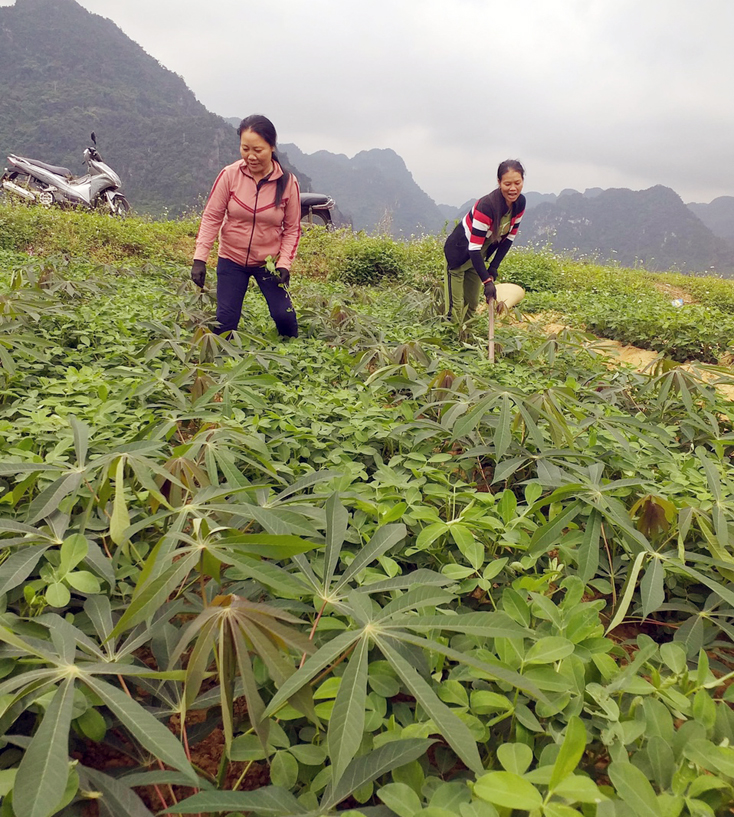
108,195,131,217
300,210,332,228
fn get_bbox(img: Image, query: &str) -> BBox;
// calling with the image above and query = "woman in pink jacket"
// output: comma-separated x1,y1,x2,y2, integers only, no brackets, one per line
190,114,301,337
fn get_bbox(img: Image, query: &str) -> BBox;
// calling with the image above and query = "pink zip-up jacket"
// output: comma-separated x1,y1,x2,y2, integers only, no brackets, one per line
194,159,301,270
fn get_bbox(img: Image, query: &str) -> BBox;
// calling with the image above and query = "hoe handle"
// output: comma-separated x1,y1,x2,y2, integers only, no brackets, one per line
488,298,495,363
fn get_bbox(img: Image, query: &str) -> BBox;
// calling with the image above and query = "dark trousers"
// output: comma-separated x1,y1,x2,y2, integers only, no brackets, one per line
215,257,298,337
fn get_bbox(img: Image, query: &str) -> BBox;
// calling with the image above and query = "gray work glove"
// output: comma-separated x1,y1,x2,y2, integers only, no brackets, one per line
191,259,206,288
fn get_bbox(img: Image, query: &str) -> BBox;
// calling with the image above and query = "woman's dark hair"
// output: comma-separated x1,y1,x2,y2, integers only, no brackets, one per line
497,159,525,181
237,114,290,206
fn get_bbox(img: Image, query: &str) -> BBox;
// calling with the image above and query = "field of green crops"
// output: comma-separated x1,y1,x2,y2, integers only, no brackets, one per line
1,202,734,817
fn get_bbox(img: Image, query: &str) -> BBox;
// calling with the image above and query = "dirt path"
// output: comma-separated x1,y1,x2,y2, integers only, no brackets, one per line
518,313,734,402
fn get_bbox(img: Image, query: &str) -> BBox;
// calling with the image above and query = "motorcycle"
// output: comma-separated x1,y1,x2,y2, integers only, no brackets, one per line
300,192,335,228
1,132,130,216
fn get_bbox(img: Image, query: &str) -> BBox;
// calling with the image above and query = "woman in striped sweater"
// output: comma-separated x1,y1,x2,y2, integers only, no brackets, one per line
443,160,525,323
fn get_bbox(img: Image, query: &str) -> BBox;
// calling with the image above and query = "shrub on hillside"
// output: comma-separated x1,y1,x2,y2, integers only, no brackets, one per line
334,234,406,285
500,247,560,291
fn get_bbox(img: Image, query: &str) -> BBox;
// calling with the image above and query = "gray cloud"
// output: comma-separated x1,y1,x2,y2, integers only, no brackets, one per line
2,0,731,204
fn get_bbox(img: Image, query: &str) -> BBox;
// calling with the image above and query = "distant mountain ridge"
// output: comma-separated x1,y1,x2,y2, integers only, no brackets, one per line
280,143,447,236
687,196,734,249
517,185,734,276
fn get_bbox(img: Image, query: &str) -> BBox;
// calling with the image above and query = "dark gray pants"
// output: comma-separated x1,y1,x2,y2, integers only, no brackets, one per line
216,257,297,337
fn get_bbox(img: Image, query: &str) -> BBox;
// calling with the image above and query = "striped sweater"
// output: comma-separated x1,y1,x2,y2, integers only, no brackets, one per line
444,188,525,282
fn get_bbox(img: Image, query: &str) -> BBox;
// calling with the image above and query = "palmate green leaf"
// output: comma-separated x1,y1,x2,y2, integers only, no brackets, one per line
218,533,321,559
273,468,338,502
451,394,495,440
224,552,310,597
322,738,435,810
324,492,348,588
377,636,483,774
391,611,528,638
528,501,582,559
82,676,197,783
242,618,318,726
0,624,60,663
69,416,89,468
0,545,49,596
640,557,665,619
27,472,83,524
178,614,219,708
577,510,601,584
263,629,363,718
13,676,76,817
493,394,513,461
234,603,314,652
347,589,374,626
232,624,269,749
583,492,653,553
696,445,722,502
375,585,457,620
672,558,734,609
224,503,321,538
328,634,369,784
0,463,61,477
0,687,61,756
0,667,59,702
360,569,452,594
218,619,236,753
696,517,734,582
108,549,200,637
389,630,543,701
607,761,663,817
606,551,647,634
163,786,307,815
45,614,77,665
492,455,531,484
78,766,156,817
333,523,406,593
109,457,131,546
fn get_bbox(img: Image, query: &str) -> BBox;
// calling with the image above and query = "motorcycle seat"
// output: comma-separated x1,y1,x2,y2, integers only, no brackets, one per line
11,157,73,179
300,193,334,209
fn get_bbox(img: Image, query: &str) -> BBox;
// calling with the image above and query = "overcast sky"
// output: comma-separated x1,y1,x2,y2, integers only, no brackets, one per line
4,0,732,205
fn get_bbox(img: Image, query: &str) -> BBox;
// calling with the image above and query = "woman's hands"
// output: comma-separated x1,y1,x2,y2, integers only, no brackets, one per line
483,278,497,302
276,267,290,287
191,259,206,288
